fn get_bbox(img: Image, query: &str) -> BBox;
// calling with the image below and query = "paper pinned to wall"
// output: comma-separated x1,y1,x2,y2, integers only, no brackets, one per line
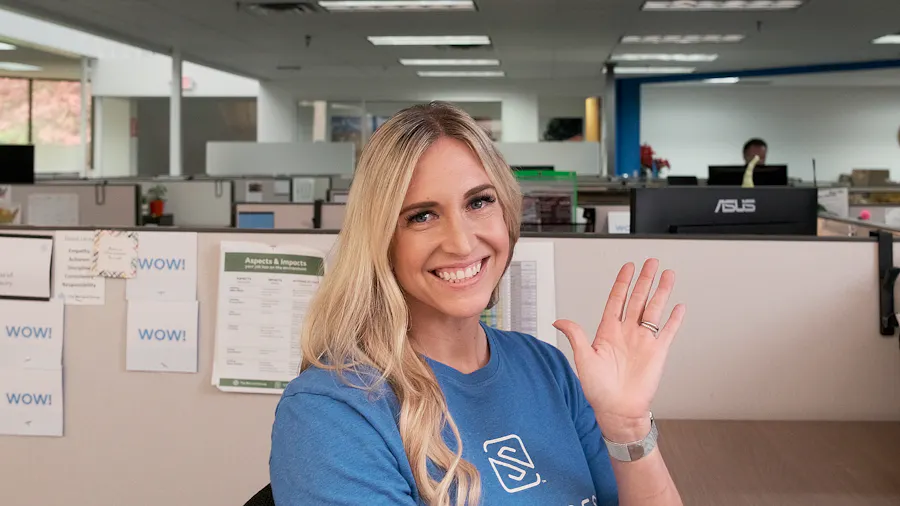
0,300,64,369
0,367,64,437
0,203,21,225
0,235,53,300
0,185,10,204
273,180,291,196
607,211,631,234
481,241,557,347
126,231,198,301
246,181,264,202
91,230,138,278
292,178,315,203
53,230,105,305
26,194,79,226
126,300,199,373
212,241,325,394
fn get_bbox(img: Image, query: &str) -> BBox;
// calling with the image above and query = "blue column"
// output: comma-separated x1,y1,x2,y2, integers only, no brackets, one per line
615,79,641,177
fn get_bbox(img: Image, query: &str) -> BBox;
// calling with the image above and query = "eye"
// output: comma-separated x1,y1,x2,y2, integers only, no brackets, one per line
468,193,496,211
407,211,435,224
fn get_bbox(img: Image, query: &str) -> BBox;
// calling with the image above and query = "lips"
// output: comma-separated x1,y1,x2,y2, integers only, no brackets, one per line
431,258,486,284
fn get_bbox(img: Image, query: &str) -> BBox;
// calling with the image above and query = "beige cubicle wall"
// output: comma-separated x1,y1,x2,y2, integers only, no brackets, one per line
0,183,139,227
139,180,233,227
233,202,347,229
226,176,293,203
0,227,898,506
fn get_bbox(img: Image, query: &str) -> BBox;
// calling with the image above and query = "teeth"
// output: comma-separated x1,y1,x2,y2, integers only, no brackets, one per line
435,260,483,283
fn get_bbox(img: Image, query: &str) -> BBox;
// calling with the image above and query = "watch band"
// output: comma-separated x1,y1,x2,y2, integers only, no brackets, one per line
602,412,658,462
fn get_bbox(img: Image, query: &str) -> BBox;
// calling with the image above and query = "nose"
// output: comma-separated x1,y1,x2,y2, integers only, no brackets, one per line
441,211,475,257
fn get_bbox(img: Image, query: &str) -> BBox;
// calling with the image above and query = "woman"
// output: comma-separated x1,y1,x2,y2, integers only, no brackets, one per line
270,102,685,505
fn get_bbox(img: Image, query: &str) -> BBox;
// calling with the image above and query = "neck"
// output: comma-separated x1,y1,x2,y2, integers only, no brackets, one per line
407,303,489,375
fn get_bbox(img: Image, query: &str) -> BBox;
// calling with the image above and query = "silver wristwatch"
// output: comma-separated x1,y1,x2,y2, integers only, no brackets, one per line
602,412,658,462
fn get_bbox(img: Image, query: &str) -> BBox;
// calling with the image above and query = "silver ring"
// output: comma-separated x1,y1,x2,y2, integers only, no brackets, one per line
640,321,660,338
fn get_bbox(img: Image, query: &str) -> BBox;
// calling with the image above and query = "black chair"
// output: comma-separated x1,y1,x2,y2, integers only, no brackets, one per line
244,484,275,506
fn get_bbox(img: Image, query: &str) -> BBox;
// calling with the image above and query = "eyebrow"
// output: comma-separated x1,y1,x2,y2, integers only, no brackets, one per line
399,183,496,216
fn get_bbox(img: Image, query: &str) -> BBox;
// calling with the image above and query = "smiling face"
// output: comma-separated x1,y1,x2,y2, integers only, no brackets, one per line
391,136,510,321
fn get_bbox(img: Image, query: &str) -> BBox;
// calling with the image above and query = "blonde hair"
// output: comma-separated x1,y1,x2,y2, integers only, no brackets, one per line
300,102,522,506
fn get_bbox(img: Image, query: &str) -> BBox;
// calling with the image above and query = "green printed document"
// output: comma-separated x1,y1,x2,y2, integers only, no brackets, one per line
211,241,325,394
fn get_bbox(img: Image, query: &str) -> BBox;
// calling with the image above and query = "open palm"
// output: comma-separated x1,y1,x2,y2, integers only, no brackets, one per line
554,259,685,433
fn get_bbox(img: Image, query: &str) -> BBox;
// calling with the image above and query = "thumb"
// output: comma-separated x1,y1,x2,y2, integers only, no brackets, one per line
553,319,591,356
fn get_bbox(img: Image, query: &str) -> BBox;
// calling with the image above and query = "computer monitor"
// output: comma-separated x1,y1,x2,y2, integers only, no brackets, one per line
708,165,788,186
630,187,818,236
236,212,275,229
0,145,35,184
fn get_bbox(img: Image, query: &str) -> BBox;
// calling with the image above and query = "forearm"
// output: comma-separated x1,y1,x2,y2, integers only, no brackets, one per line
610,449,680,505
598,413,682,506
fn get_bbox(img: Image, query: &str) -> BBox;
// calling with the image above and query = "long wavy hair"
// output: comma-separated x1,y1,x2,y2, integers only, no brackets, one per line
300,102,522,506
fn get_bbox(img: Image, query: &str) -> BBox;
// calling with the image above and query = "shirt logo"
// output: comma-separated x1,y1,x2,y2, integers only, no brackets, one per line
483,434,543,493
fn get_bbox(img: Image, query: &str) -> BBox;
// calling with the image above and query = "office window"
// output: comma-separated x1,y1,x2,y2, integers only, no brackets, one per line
0,77,30,144
31,79,91,145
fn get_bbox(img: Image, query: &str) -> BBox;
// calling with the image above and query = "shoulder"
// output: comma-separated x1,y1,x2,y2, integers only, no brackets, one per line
277,364,400,427
485,324,573,375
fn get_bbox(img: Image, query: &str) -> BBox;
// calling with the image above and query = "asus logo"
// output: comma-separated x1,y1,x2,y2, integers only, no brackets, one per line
715,199,756,214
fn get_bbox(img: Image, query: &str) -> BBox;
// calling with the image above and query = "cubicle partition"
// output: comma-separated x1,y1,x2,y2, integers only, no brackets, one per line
0,227,898,506
233,202,347,230
206,142,356,176
0,183,139,227
227,176,293,203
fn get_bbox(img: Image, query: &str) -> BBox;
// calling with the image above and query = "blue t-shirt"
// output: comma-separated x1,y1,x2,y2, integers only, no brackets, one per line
269,324,618,505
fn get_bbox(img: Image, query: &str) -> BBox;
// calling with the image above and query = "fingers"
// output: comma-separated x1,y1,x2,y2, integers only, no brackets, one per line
552,319,591,356
640,269,676,328
601,263,635,323
624,259,660,324
658,304,686,345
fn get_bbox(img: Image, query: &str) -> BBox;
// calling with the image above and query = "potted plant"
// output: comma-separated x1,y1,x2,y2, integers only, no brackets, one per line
147,185,167,217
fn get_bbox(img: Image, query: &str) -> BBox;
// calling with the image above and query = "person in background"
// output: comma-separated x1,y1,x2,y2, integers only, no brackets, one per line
743,138,768,165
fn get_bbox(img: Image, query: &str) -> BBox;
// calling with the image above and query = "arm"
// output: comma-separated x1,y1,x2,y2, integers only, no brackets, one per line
599,414,680,505
555,259,686,506
270,391,418,506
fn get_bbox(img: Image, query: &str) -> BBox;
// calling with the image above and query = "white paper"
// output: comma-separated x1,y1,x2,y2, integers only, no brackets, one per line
126,300,199,373
481,241,557,347
292,178,316,203
0,185,10,204
53,230,105,305
274,180,291,196
212,241,325,393
0,367,64,437
817,188,849,218
607,211,631,234
0,235,53,299
246,181,264,203
91,230,138,279
885,208,900,228
0,300,64,369
26,193,80,227
126,232,198,301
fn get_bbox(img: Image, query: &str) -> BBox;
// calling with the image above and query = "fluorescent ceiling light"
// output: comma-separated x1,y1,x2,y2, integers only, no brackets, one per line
400,58,499,66
417,70,505,77
0,62,41,71
368,35,490,46
621,34,745,44
612,53,718,62
607,66,696,74
872,34,900,44
642,0,804,10
319,0,475,12
0,42,16,50
704,77,740,84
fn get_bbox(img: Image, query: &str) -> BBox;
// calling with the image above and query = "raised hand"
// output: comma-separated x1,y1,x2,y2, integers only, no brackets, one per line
553,259,685,442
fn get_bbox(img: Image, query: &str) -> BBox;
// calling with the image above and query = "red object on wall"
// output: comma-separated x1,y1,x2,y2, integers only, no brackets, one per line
130,118,138,138
149,200,165,217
